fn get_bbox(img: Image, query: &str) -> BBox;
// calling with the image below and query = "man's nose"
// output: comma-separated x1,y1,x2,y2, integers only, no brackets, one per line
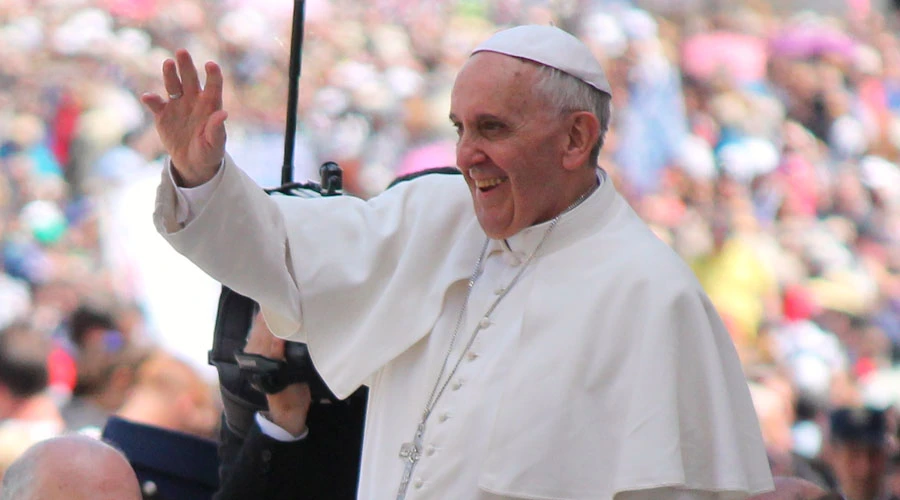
455,133,486,169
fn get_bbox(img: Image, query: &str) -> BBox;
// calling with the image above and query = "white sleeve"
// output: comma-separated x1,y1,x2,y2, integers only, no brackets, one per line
254,412,309,442
153,154,476,398
615,488,732,500
168,159,226,226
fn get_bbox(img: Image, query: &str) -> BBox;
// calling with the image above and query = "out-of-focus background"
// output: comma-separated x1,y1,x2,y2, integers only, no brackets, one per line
4,0,900,496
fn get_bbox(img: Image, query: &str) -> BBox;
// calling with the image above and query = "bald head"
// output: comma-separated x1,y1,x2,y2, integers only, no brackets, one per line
0,435,141,500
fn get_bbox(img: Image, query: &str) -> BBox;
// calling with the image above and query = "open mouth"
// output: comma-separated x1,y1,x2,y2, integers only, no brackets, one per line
475,177,508,193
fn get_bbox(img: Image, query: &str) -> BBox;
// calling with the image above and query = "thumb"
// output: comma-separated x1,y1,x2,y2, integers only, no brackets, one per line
140,93,166,116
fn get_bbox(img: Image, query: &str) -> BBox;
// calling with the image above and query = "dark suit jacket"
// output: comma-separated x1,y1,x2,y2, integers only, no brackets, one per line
102,416,220,500
214,388,366,500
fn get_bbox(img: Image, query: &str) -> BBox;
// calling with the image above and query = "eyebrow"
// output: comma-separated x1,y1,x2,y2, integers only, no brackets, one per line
448,113,506,124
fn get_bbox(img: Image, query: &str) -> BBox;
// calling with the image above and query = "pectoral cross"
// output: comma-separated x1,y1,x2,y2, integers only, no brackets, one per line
396,422,426,500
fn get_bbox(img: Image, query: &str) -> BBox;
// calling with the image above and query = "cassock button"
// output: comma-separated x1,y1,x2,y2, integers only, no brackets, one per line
438,412,451,422
478,317,491,329
426,445,436,456
414,478,424,489
142,481,158,497
494,287,506,296
505,255,522,266
451,380,462,391
466,351,478,361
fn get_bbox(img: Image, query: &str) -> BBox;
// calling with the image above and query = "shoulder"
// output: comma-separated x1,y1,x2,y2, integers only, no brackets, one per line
369,170,472,223
591,207,704,299
271,169,472,234
378,169,468,203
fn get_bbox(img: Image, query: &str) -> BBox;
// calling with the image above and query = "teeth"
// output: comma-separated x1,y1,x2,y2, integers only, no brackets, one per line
474,178,507,189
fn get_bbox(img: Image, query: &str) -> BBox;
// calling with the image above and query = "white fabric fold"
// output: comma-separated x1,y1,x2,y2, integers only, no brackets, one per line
168,158,225,226
153,155,773,499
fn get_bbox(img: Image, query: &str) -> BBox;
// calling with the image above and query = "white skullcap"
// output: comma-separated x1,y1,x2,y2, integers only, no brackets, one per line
472,25,612,96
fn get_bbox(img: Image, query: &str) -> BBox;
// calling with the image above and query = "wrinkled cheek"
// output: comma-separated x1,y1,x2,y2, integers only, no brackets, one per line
476,199,516,237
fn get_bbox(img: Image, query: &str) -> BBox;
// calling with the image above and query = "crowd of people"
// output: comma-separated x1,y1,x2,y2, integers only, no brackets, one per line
3,0,900,497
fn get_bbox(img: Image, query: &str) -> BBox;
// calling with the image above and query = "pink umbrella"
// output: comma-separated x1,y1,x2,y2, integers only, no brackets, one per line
681,31,768,84
397,140,457,176
101,0,159,21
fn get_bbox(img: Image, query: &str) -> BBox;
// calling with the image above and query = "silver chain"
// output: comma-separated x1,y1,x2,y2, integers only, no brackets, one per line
396,180,600,500
419,238,488,423
419,180,599,425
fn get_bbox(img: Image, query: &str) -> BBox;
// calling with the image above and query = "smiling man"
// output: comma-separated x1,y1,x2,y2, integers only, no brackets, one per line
450,48,603,239
145,25,772,499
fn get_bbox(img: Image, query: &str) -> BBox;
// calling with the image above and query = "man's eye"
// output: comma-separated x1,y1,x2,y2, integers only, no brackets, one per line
481,122,510,136
453,124,463,136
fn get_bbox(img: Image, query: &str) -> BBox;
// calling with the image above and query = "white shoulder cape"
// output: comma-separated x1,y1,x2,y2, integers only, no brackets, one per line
155,156,773,499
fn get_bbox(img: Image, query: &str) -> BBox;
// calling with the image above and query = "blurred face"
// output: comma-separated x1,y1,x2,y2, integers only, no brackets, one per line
450,52,586,239
830,442,886,500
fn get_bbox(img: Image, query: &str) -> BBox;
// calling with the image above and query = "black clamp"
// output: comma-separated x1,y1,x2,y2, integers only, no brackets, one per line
233,352,302,395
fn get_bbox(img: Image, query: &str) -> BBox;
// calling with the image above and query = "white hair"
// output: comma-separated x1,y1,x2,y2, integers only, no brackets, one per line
531,64,612,165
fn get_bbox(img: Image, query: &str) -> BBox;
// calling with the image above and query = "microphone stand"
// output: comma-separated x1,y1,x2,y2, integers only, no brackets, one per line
281,0,306,186
274,0,342,196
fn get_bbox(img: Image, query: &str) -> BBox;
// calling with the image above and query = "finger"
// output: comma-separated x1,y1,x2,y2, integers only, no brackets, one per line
204,110,228,150
269,336,285,352
204,61,224,109
140,93,166,115
262,332,285,360
176,49,201,97
300,383,311,404
243,320,267,354
162,59,183,99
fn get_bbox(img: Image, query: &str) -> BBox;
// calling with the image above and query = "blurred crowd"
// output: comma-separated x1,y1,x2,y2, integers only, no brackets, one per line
4,0,900,497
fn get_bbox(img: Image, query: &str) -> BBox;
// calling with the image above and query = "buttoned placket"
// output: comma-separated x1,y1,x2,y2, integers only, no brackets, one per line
405,243,522,498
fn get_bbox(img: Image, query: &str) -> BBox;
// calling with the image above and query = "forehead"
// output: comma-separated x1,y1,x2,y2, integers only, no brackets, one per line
450,52,542,118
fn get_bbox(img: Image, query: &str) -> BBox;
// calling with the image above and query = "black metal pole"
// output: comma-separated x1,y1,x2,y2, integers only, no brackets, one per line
282,0,306,186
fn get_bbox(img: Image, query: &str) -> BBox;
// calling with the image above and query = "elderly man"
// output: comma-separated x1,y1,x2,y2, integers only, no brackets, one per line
143,25,772,499
0,435,142,499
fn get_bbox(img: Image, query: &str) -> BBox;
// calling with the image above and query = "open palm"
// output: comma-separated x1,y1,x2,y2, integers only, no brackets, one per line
141,49,228,187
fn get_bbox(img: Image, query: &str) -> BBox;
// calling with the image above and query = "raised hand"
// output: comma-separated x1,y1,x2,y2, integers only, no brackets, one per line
141,49,228,187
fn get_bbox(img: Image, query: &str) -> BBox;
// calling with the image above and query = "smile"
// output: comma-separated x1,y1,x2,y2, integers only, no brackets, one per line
474,177,508,191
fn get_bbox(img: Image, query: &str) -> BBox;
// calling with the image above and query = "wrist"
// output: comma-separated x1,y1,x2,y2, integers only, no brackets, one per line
170,159,220,188
263,410,308,437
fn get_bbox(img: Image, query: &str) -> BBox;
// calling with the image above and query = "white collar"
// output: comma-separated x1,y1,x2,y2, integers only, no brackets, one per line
490,168,616,262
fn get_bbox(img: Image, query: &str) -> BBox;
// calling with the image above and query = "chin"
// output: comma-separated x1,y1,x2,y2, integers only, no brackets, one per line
475,209,519,239
478,221,516,240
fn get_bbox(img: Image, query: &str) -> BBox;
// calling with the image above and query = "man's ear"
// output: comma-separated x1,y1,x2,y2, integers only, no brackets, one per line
562,111,599,170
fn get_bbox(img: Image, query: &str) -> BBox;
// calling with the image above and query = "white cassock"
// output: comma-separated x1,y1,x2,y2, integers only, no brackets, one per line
154,156,773,500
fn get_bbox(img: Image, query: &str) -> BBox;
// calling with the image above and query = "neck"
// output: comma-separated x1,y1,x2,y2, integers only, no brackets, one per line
89,390,127,412
117,391,176,429
558,171,599,218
